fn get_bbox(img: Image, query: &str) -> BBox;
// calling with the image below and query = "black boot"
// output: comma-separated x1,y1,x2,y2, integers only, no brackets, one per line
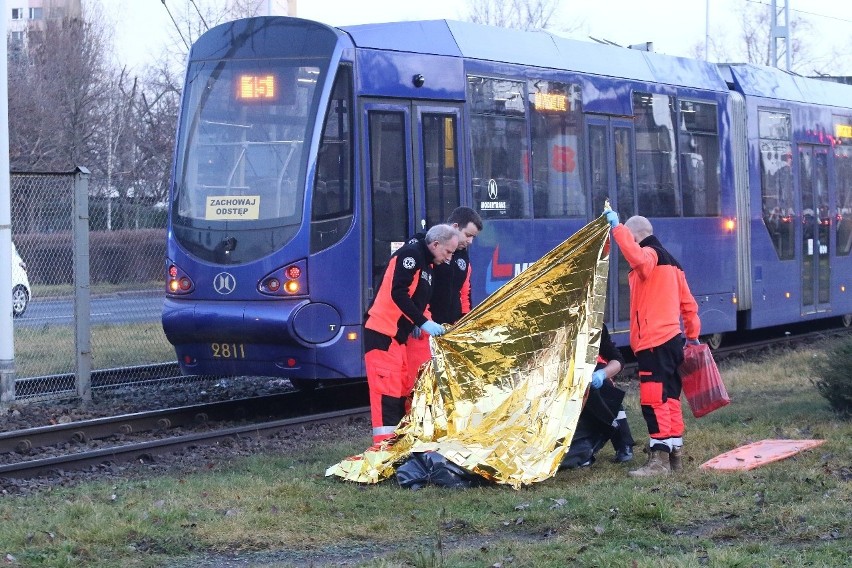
610,412,635,463
613,445,634,463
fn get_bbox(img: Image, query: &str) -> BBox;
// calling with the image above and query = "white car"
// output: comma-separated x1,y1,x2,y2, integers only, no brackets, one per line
11,242,31,317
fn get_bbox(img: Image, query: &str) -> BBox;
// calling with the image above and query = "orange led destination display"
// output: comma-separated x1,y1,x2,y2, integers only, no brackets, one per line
836,123,852,139
237,74,277,100
534,92,568,112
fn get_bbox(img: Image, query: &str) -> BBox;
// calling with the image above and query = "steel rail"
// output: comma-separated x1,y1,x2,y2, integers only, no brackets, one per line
0,406,370,478
0,382,368,455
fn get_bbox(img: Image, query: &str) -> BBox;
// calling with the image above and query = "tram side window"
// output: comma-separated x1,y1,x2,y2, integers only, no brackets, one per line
467,76,530,220
614,127,636,219
369,112,410,289
422,114,460,227
311,66,354,253
759,110,795,260
634,92,679,217
834,117,852,256
679,100,720,217
528,80,585,218
836,148,852,255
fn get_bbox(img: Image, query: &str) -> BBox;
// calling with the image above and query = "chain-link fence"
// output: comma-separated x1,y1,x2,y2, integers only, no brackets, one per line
6,169,176,403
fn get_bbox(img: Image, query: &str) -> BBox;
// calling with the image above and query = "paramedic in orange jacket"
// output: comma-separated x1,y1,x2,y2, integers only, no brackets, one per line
363,224,460,446
605,210,701,477
406,207,484,388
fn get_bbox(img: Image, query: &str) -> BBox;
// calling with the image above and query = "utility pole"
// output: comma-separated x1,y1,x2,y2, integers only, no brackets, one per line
705,0,709,60
1,0,18,405
770,0,791,70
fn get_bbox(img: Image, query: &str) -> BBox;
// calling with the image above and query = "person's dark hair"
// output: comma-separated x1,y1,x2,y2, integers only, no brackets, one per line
447,206,483,231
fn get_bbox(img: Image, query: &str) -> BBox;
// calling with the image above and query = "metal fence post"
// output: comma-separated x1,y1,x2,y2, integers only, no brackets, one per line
74,166,92,402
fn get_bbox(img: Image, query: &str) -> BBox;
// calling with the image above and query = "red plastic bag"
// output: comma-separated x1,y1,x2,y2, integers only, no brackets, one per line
679,343,730,418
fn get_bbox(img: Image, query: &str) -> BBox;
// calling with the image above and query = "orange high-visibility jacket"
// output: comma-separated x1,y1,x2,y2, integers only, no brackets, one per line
365,237,433,343
612,224,700,353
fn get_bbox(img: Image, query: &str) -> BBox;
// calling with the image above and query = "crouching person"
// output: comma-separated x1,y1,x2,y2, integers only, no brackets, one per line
562,323,635,468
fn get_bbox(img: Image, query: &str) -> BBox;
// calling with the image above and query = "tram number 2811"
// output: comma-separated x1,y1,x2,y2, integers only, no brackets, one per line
211,343,246,359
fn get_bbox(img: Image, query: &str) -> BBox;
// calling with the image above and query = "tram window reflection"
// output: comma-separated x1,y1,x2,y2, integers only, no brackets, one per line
759,110,794,261
679,100,720,217
468,76,530,220
834,141,852,256
528,80,585,218
634,92,679,217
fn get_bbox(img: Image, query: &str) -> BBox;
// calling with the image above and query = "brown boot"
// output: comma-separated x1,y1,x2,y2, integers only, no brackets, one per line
669,447,683,472
628,449,670,477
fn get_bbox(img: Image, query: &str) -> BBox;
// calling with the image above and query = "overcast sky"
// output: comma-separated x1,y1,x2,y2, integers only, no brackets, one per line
106,0,852,75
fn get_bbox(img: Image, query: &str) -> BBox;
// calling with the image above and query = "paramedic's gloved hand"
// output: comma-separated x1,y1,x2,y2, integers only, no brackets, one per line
604,209,619,228
421,320,446,337
411,326,422,339
591,369,607,389
686,338,700,346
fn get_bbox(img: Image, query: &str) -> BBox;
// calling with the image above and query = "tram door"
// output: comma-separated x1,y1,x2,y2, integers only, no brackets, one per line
587,116,636,330
363,101,463,302
799,145,830,314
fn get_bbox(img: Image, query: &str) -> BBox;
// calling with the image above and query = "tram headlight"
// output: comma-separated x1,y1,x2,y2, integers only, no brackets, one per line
166,261,195,295
259,259,308,296
265,278,281,292
724,218,735,232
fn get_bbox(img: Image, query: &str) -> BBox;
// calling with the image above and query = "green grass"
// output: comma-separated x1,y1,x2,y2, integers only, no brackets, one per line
30,281,163,299
1,342,850,567
13,322,175,377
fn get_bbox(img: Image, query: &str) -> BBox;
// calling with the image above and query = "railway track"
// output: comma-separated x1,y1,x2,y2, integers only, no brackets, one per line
3,325,849,480
0,407,370,479
0,382,369,479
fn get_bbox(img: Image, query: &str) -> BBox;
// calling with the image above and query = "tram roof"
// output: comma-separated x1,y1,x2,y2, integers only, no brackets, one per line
721,64,852,110
339,19,728,92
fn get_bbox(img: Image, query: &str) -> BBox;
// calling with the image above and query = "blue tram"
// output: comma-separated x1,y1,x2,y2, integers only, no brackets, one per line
161,16,852,383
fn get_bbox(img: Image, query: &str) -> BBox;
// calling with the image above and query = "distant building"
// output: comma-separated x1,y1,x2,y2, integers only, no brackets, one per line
6,0,82,52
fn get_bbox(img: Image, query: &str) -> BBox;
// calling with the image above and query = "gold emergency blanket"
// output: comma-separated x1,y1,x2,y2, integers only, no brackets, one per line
326,216,611,488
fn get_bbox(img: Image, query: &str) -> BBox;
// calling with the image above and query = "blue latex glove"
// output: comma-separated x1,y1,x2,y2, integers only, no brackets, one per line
421,320,446,337
686,338,700,345
605,209,619,228
411,326,422,339
591,369,606,389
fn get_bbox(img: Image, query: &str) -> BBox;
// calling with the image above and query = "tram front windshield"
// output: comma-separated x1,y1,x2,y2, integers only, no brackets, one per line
173,57,326,264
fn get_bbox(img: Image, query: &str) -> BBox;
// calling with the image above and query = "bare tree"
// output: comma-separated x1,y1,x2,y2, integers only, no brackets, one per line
465,0,563,31
690,0,841,76
86,1,269,231
135,62,183,211
156,0,265,71
226,0,281,18
8,11,110,171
